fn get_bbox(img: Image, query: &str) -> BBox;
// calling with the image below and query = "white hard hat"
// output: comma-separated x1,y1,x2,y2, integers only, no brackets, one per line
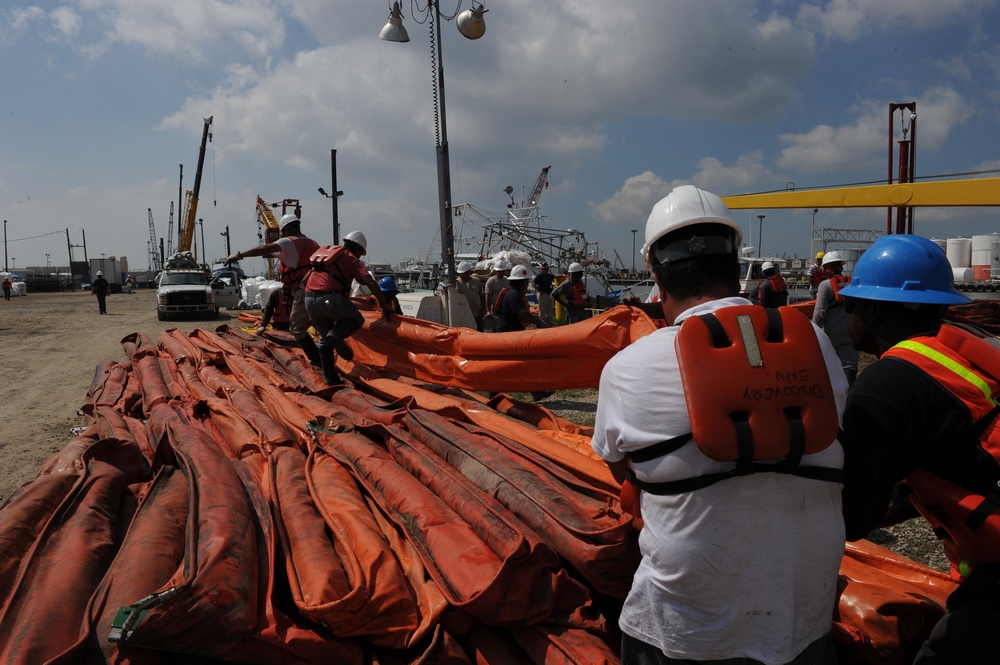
494,259,511,271
761,261,775,272
344,230,368,253
278,213,300,229
457,260,474,273
509,265,531,281
96,271,103,276
568,262,584,273
821,251,844,266
641,185,742,267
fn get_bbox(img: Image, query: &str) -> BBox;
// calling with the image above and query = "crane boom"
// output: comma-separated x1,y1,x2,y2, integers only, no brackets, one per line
147,208,161,272
177,116,214,254
508,165,550,224
166,202,174,256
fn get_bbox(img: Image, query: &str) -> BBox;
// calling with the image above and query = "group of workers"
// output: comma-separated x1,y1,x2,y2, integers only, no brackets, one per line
224,211,591,386
221,189,999,663
593,185,999,664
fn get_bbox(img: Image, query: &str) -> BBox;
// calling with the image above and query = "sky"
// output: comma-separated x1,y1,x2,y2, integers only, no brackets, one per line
2,0,1000,277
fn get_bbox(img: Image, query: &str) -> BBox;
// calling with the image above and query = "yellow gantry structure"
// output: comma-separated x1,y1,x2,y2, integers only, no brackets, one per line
722,178,1000,210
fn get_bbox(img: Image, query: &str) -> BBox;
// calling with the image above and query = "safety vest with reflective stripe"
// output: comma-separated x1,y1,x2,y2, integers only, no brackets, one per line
883,325,1000,577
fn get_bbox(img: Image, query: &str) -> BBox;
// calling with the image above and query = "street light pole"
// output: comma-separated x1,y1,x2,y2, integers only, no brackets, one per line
381,0,487,325
811,208,819,256
3,219,7,272
756,214,766,257
318,150,344,246
631,229,638,273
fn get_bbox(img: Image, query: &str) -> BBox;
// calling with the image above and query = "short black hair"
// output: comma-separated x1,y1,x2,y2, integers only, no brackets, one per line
649,222,740,301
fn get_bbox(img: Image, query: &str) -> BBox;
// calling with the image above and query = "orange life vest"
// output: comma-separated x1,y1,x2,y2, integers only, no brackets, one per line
768,274,788,293
619,306,841,514
570,281,588,306
882,323,1000,577
829,274,850,302
280,235,321,289
307,245,353,296
808,265,831,288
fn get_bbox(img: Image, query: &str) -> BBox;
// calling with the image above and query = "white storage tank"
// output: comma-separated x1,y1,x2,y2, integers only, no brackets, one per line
840,248,861,275
946,237,973,270
930,238,948,251
971,233,1000,281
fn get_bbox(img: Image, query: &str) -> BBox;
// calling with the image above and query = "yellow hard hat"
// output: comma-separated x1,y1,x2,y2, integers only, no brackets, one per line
816,251,825,259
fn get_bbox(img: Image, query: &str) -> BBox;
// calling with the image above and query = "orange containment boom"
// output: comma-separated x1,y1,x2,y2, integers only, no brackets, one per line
349,304,661,392
0,323,968,663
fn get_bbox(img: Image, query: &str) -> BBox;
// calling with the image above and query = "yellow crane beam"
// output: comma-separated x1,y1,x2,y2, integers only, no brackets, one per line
722,177,1000,210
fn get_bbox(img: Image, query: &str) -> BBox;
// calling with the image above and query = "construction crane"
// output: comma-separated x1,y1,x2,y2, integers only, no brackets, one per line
254,196,300,279
166,201,174,257
147,208,161,272
507,165,550,224
177,116,214,257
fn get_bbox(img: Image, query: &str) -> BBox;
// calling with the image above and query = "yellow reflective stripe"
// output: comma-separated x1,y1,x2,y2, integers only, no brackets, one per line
895,340,997,407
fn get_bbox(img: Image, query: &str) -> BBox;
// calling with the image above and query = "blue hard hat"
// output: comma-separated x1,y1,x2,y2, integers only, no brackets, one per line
379,275,398,292
839,234,971,305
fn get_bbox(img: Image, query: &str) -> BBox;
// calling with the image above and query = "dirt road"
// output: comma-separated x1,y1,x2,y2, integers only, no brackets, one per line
0,288,249,502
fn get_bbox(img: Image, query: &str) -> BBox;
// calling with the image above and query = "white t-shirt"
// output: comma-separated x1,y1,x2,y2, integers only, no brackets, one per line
591,297,847,664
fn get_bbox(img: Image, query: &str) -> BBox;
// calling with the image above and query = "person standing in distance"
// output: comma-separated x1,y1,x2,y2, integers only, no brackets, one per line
225,213,322,368
812,250,858,385
591,185,845,664
456,261,485,331
751,261,789,308
808,251,829,299
304,230,392,385
92,271,110,315
838,234,1000,664
532,262,556,325
552,262,589,323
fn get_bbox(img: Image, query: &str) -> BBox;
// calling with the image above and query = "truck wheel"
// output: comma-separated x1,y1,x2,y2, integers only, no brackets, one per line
214,307,220,317
157,310,167,321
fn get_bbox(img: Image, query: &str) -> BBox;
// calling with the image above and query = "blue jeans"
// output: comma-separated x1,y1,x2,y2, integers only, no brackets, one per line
304,291,364,348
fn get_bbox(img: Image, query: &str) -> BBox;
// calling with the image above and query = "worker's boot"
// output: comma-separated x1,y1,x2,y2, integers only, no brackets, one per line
297,335,323,368
326,331,354,362
318,344,342,386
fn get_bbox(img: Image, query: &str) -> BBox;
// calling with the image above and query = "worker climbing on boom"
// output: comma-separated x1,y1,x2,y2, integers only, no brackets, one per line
304,230,392,385
226,213,323,368
552,262,590,324
838,234,1000,663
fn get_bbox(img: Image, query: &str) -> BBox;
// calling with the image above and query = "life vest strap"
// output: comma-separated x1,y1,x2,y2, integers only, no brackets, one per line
627,433,693,463
630,463,842,496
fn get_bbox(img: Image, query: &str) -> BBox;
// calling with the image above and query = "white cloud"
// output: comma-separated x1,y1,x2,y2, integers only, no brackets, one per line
797,0,995,42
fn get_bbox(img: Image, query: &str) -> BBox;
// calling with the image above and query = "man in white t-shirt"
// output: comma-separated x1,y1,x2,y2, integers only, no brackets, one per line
591,185,847,664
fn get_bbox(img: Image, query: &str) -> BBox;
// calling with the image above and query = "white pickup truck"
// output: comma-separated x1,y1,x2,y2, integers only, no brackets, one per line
156,269,243,321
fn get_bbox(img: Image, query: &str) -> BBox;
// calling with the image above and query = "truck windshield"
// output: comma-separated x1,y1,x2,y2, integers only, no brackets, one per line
161,273,208,286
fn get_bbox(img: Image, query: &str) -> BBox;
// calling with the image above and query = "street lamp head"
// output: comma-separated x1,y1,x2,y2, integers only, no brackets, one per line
456,3,488,40
379,1,410,43
318,187,328,196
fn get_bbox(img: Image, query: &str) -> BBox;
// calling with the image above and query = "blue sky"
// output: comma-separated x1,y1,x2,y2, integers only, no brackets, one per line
2,0,1000,275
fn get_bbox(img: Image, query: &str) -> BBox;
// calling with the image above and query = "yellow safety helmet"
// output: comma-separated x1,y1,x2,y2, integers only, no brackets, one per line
816,251,825,260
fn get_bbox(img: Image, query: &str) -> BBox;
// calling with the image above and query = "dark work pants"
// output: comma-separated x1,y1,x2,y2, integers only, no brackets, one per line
96,294,107,314
913,563,1000,664
620,633,837,665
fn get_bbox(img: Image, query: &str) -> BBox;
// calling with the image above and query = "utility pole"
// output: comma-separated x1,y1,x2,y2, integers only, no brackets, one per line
3,220,7,271
221,225,231,257
756,214,766,257
318,149,344,245
199,218,206,264
631,229,638,273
